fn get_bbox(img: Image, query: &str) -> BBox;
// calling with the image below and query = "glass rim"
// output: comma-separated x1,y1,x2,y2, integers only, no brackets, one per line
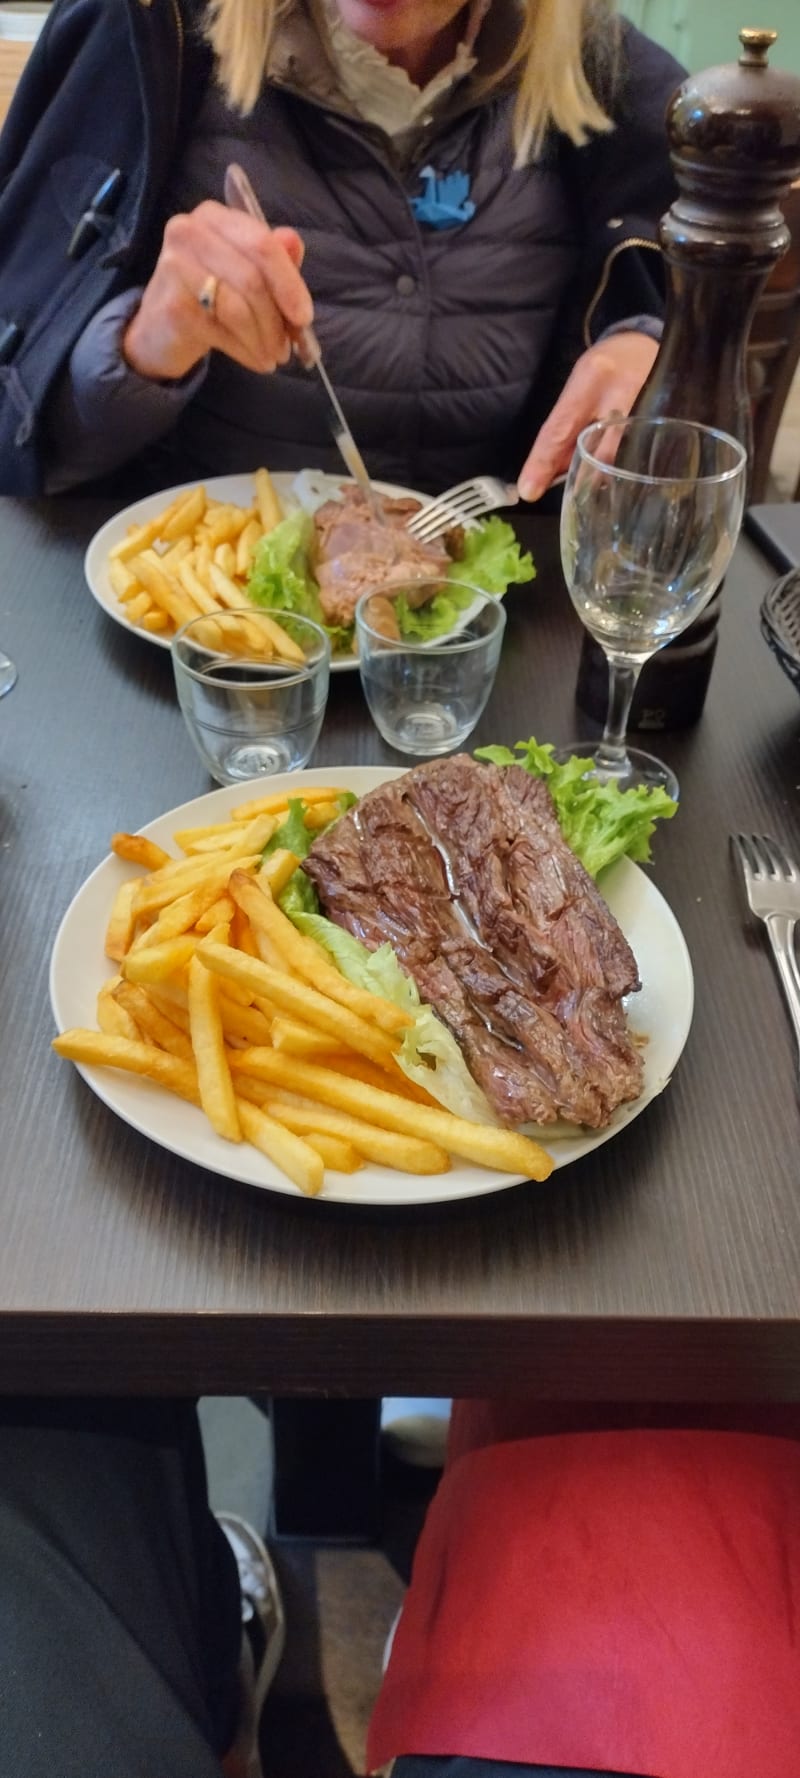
575,416,748,487
171,607,331,691
354,579,506,652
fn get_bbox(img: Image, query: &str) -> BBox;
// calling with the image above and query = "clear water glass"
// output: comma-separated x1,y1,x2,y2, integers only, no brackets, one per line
0,649,17,698
172,609,330,785
560,415,747,799
355,581,506,757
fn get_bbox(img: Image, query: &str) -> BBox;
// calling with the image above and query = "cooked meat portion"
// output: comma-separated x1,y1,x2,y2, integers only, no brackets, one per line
303,756,643,1130
312,487,451,627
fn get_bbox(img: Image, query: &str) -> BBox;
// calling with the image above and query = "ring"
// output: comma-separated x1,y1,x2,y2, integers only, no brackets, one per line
197,273,219,317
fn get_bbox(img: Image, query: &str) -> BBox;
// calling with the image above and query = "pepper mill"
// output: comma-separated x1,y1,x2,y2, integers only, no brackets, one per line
576,28,800,732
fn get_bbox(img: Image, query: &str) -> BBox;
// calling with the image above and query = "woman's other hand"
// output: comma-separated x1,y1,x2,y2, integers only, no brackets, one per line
122,202,314,383
516,331,659,501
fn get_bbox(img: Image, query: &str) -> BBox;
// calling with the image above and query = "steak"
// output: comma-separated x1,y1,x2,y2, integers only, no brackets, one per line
303,756,643,1129
312,487,451,627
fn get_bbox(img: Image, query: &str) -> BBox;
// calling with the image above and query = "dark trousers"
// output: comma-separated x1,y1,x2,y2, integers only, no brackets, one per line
0,1399,637,1778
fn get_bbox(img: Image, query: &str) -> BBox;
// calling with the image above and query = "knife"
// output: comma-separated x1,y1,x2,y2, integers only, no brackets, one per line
223,163,384,519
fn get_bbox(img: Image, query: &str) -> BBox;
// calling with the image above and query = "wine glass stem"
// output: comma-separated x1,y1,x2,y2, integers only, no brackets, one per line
597,657,642,777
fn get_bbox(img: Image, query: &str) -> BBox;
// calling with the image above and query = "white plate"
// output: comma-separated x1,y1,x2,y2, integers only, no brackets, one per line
84,472,429,674
49,766,694,1208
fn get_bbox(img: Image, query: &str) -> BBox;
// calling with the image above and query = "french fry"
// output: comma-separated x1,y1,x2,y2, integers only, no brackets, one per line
111,832,173,872
132,551,199,629
137,877,234,947
270,1017,344,1059
109,507,178,562
247,609,305,665
302,801,344,830
236,517,262,577
236,1098,324,1197
218,999,273,1047
126,591,153,626
97,979,141,1042
131,853,260,918
105,878,138,962
113,982,194,1060
188,956,241,1141
214,542,238,578
160,485,206,542
147,985,191,1031
123,935,199,984
141,610,170,634
177,559,226,618
231,786,351,820
108,559,140,600
261,1096,449,1175
174,821,244,852
231,1051,554,1180
303,1133,364,1174
257,849,300,895
194,895,236,933
199,943,400,1070
255,467,283,533
228,873,412,1037
52,1029,200,1104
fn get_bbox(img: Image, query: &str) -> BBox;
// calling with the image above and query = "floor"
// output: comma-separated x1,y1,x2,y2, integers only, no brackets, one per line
199,1397,436,1776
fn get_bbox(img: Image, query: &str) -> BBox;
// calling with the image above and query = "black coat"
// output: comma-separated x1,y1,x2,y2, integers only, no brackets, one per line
0,0,681,495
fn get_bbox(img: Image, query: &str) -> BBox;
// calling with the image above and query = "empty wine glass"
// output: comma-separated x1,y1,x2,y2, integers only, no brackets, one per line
559,416,747,800
0,649,17,698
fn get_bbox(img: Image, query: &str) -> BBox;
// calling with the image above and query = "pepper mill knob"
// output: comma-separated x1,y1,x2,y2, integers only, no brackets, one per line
738,27,778,66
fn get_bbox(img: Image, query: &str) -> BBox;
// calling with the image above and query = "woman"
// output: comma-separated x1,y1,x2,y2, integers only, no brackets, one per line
0,0,681,497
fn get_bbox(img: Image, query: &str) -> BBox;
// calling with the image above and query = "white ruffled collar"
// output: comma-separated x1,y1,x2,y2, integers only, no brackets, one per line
314,0,490,137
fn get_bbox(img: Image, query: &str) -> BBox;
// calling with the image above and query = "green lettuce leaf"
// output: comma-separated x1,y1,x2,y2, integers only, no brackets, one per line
261,793,358,920
290,912,497,1124
395,516,536,643
246,511,323,624
476,738,676,878
450,515,535,597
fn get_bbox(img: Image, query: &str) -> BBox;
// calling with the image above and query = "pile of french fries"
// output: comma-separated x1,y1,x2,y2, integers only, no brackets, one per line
107,468,284,642
52,787,554,1198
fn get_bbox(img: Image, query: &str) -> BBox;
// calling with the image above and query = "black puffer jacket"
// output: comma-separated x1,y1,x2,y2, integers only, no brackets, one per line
0,0,682,495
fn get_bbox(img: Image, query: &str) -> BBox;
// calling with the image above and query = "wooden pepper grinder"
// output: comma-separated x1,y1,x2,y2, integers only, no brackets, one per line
576,28,800,732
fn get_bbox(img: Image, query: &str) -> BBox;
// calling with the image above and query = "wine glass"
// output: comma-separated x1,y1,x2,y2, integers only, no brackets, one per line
0,649,16,698
559,415,747,800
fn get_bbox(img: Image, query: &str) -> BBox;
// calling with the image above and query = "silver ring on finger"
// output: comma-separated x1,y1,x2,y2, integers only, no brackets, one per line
197,273,219,317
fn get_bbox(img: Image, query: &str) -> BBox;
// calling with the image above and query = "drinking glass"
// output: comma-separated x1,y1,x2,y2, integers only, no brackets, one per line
559,416,747,800
172,609,330,785
355,581,505,756
0,649,17,698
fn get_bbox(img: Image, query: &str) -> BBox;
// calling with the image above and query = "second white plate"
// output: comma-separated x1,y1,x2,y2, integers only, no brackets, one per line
84,471,427,673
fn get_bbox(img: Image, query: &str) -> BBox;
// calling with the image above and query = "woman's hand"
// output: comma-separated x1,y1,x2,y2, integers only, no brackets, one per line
517,331,660,501
122,201,314,383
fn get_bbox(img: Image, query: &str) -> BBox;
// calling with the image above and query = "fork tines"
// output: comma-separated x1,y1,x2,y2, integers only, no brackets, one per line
734,832,800,882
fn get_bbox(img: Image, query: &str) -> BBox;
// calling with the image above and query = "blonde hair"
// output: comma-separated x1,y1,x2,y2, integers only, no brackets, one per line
205,0,617,163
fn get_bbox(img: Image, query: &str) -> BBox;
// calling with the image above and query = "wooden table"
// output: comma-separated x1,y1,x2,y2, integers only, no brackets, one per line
2,499,799,1400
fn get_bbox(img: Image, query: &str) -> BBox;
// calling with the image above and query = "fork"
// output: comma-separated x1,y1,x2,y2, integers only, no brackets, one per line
731,832,800,1063
406,476,520,542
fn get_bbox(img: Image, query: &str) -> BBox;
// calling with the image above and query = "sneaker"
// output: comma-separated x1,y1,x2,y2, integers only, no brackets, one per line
217,1513,286,1778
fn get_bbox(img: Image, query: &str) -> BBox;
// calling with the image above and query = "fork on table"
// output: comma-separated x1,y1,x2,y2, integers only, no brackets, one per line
406,476,520,543
731,832,800,1066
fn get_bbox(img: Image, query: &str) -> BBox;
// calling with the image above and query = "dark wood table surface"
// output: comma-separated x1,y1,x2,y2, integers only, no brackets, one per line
2,498,799,1400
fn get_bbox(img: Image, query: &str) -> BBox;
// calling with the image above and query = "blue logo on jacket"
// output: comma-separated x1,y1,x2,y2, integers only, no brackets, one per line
411,166,475,229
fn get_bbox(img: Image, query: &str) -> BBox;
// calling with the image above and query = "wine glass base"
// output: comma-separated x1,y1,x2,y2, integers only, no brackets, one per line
552,742,679,803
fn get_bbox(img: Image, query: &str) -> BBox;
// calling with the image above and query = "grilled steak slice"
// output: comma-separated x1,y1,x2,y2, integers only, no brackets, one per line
303,757,644,1129
312,487,451,627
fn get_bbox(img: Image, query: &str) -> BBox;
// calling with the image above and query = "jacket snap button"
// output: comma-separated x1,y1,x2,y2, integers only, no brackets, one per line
396,274,416,297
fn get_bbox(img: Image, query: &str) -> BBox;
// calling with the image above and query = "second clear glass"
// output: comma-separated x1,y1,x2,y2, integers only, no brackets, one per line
355,581,506,757
559,416,747,799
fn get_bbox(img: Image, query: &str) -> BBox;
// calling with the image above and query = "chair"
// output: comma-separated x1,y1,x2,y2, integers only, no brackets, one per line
747,181,800,503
